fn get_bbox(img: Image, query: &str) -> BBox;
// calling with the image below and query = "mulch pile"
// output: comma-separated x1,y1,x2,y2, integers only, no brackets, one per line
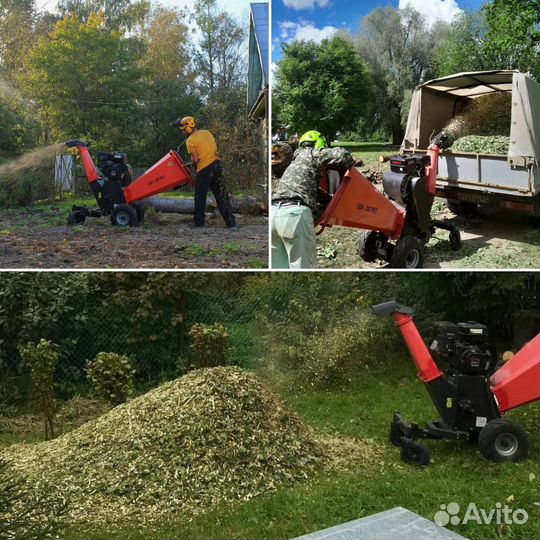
1,367,327,531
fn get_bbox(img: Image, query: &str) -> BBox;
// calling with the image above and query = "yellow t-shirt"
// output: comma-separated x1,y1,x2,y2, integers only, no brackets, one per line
186,130,219,172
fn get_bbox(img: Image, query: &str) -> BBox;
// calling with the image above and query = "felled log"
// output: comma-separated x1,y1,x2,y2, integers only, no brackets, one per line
139,195,265,215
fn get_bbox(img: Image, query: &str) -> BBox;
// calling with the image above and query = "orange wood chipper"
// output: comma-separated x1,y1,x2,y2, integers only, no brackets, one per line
65,140,193,227
316,139,461,268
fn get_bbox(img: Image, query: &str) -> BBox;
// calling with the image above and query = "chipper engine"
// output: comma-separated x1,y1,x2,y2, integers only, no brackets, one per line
315,138,461,268
372,301,540,466
64,140,193,227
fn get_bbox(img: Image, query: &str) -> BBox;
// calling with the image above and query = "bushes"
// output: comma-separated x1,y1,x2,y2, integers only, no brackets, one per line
188,323,231,369
18,340,59,439
86,353,135,406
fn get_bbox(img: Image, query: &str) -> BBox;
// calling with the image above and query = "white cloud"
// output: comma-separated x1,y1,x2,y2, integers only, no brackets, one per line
278,19,338,44
283,0,331,10
399,0,462,27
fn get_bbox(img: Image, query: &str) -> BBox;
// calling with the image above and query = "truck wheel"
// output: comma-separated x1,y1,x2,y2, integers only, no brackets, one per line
449,229,462,251
111,205,137,227
390,236,425,269
401,441,430,466
132,203,145,226
478,418,528,462
357,230,379,262
448,201,478,215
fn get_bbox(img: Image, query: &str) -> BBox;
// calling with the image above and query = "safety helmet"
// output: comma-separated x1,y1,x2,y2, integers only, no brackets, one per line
180,116,196,134
299,130,327,149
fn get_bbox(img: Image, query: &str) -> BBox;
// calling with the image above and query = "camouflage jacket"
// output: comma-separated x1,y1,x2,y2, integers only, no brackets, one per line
272,147,356,212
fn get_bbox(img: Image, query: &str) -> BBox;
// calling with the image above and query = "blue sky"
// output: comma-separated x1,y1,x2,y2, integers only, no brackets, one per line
273,0,486,61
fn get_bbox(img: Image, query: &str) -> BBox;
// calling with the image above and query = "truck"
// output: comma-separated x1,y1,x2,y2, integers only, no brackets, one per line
401,70,540,216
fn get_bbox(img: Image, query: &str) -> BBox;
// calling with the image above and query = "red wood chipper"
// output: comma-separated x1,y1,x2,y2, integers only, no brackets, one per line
64,140,193,227
316,139,461,268
372,300,540,466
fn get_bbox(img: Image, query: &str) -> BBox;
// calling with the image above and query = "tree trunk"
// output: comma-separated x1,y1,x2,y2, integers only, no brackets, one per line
139,195,265,215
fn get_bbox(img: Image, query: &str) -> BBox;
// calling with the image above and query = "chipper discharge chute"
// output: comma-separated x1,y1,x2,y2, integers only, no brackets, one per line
372,300,540,466
315,141,461,268
65,140,193,227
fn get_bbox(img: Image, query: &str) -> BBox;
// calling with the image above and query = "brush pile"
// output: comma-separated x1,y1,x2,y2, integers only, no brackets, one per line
1,367,326,531
446,93,512,155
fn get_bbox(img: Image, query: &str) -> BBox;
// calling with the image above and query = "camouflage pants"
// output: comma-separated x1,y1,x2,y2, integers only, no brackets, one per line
271,204,316,269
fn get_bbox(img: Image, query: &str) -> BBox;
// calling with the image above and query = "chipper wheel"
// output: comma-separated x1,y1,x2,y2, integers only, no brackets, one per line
449,228,462,251
478,418,528,463
67,210,86,226
401,440,431,466
389,236,425,269
357,230,380,262
110,204,138,227
132,203,145,226
389,422,404,447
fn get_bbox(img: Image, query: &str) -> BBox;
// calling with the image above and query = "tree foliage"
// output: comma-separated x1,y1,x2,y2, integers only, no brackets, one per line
274,36,370,142
356,7,447,144
20,13,145,152
436,0,540,81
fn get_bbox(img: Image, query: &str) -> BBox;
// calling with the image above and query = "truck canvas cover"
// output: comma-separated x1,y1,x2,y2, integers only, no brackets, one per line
402,70,540,168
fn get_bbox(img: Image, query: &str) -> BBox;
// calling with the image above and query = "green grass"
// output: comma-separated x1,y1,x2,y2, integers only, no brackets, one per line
47,360,539,540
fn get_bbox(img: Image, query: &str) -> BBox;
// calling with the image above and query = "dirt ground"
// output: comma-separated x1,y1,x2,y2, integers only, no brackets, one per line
317,201,540,269
0,206,268,269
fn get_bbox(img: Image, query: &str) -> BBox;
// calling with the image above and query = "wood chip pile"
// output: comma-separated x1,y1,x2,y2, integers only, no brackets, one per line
1,367,326,532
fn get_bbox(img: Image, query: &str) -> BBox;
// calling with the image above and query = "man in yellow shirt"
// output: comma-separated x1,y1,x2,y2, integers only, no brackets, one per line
174,116,236,228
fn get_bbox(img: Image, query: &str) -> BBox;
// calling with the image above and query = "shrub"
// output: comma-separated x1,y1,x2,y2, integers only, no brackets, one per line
188,323,231,369
86,352,135,406
18,339,59,439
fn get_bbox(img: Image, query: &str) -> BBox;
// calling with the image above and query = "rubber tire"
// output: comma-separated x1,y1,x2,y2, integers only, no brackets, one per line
478,418,528,463
132,203,145,226
449,229,462,251
110,205,137,227
389,422,403,447
357,230,379,262
67,211,85,226
448,201,478,215
390,236,425,269
401,441,431,466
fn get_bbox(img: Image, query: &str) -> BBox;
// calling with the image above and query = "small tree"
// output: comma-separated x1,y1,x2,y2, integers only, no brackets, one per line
18,339,59,440
189,323,230,369
86,352,135,406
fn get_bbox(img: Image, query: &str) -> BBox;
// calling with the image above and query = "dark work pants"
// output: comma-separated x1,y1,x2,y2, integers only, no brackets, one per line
194,160,236,227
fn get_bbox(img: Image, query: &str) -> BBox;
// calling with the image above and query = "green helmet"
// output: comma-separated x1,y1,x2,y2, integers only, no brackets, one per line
299,130,327,149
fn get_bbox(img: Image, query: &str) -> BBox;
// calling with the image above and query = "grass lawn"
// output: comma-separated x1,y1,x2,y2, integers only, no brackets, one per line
4,359,532,540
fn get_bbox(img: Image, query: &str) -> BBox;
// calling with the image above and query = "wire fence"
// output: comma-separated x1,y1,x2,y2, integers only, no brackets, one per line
0,286,265,404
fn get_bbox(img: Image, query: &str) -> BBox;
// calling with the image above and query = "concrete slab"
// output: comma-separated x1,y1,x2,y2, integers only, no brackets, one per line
292,507,469,540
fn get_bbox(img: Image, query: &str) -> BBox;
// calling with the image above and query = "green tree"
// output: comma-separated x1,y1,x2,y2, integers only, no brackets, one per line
274,36,371,142
357,6,446,144
436,1,540,81
20,13,145,152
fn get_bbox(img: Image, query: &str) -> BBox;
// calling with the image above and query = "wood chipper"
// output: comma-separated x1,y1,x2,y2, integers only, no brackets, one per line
315,138,461,268
372,300,540,466
65,140,193,227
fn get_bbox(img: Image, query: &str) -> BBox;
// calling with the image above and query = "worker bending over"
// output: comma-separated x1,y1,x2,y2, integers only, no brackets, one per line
173,116,237,229
271,130,356,268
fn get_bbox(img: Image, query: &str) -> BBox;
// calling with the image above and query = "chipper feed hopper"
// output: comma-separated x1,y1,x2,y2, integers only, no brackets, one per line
315,139,461,268
372,300,540,466
65,140,193,227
